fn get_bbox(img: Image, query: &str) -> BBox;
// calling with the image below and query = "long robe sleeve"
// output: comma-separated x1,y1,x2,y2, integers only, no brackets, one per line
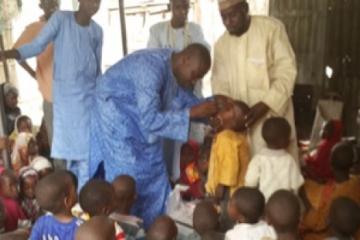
17,11,61,60
262,22,297,115
135,60,191,142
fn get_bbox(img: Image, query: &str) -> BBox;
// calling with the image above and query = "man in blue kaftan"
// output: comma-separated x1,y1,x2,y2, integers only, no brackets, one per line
0,1,103,190
89,44,216,228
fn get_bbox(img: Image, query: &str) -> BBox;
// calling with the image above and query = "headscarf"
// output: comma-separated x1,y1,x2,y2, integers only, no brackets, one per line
218,0,245,11
30,156,52,172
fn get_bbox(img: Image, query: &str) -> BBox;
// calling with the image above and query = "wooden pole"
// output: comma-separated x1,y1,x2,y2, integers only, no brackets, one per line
0,34,10,83
0,34,11,169
118,0,128,56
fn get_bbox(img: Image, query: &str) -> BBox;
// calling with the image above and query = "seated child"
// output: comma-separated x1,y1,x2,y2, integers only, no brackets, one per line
226,187,276,240
179,141,203,200
9,115,33,141
326,197,360,240
30,171,81,240
10,116,34,172
30,156,53,179
110,175,145,239
0,199,28,240
188,200,222,240
301,142,360,240
0,170,26,232
245,117,304,201
79,179,116,218
79,179,125,240
18,167,40,223
206,100,250,202
146,215,178,240
266,190,301,240
75,215,116,240
304,120,343,182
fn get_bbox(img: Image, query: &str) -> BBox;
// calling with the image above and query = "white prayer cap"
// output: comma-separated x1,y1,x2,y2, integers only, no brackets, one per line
218,0,245,11
30,156,53,172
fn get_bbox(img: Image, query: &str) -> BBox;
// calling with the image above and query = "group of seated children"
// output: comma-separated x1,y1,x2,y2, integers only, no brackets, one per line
0,92,359,240
177,96,360,239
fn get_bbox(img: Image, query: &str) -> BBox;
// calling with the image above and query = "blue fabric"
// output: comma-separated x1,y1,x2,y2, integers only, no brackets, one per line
66,160,90,192
30,215,83,240
17,11,103,161
90,49,200,228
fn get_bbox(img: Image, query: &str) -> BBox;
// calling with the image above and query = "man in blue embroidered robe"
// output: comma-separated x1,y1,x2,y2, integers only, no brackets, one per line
89,44,217,228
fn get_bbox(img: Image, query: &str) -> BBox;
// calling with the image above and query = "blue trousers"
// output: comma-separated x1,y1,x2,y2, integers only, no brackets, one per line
66,160,90,192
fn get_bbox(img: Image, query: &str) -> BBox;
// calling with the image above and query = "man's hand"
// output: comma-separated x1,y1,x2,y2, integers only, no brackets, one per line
244,102,270,128
214,94,233,111
190,100,217,119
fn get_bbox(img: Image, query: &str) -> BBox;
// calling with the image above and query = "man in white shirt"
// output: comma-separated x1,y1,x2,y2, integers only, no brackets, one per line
211,0,298,160
147,0,209,180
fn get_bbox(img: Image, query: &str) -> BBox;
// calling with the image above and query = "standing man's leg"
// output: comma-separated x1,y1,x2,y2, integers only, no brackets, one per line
43,100,66,169
66,160,90,192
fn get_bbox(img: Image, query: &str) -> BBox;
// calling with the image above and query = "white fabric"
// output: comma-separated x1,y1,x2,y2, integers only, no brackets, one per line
30,156,52,172
211,16,298,160
147,20,209,180
245,148,304,201
225,221,276,240
147,21,209,51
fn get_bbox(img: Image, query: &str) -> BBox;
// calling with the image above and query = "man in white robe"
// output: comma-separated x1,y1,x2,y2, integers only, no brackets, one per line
148,0,210,180
211,0,298,159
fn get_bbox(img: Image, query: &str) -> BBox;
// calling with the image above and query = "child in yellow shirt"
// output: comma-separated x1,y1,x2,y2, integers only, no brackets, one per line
206,99,250,230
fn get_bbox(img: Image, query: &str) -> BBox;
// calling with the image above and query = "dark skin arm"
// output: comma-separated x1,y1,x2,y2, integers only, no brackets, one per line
215,184,229,203
190,100,218,119
244,102,270,128
0,49,21,60
1,49,36,79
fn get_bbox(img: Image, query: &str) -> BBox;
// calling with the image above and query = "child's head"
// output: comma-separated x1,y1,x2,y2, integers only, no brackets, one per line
180,141,199,169
27,138,39,157
3,83,18,110
262,117,291,150
228,187,265,224
31,156,53,179
330,142,354,178
16,115,32,133
0,170,19,199
266,190,300,235
111,175,136,215
146,215,178,240
78,0,101,18
75,216,115,240
79,179,115,217
216,100,250,132
329,197,360,238
19,167,39,200
193,201,219,236
39,0,59,20
35,171,77,215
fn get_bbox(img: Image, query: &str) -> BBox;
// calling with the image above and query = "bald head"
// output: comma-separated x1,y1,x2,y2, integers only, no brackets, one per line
173,43,211,90
181,43,211,71
76,216,115,240
112,175,136,214
146,216,178,240
266,190,300,233
193,201,219,235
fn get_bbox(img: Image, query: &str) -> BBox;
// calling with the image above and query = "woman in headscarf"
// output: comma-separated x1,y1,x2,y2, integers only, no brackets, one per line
304,120,343,182
2,83,21,135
